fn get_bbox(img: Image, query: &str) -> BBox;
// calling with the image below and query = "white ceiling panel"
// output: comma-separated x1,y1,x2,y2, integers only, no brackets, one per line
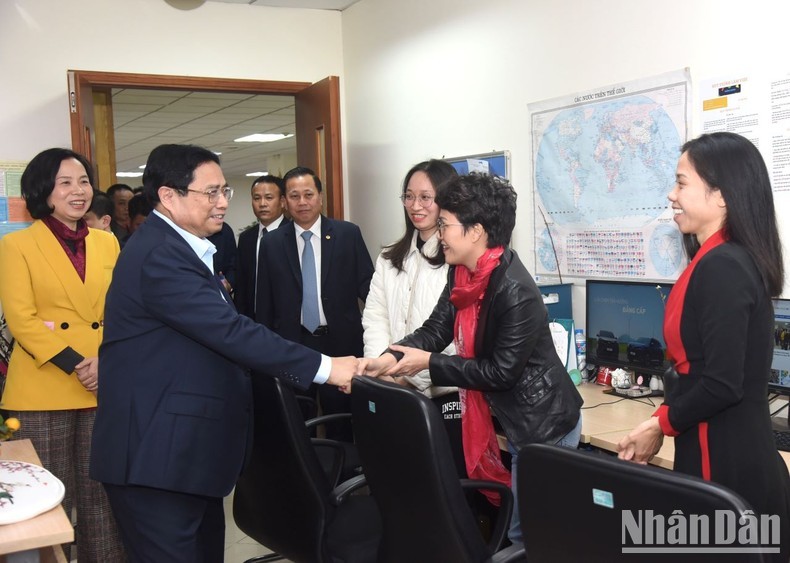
112,88,297,180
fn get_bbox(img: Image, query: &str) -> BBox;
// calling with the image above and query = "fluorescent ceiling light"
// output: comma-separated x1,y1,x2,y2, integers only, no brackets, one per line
246,171,269,177
233,133,293,143
117,172,144,178
138,164,146,169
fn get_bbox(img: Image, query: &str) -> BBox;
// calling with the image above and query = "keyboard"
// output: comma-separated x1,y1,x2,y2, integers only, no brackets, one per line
773,430,790,452
612,386,653,399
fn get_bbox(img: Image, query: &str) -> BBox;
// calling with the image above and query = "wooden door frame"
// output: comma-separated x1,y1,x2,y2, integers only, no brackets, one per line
67,70,344,218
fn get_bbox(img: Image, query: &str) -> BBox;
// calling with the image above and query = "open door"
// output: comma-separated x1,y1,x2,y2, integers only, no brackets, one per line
294,76,343,219
66,71,343,217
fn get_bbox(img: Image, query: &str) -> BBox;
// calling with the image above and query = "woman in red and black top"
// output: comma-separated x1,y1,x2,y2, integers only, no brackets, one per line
618,132,789,559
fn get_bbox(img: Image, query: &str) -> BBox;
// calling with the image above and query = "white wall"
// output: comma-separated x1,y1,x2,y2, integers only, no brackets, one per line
5,0,790,312
341,0,790,324
0,0,342,235
0,6,340,159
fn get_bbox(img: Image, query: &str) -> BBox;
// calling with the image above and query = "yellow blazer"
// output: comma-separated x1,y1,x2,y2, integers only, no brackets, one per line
0,221,120,410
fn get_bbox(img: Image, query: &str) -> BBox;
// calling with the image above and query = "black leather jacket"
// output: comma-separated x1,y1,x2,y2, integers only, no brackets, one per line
395,248,583,449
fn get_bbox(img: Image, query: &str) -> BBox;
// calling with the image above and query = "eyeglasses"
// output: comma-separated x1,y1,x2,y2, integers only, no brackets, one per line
436,218,465,235
186,187,234,203
399,193,435,207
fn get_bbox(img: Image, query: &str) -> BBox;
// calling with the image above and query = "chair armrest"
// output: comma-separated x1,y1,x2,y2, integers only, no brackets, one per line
491,543,526,563
459,479,514,552
328,474,368,506
305,412,352,429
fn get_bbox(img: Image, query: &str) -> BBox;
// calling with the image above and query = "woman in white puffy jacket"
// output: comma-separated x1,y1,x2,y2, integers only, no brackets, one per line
362,159,466,475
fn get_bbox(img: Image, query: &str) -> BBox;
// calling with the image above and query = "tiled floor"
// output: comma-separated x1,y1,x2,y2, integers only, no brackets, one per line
223,491,295,563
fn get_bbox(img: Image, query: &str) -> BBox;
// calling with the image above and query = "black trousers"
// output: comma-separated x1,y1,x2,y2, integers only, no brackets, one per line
103,483,225,563
300,327,353,442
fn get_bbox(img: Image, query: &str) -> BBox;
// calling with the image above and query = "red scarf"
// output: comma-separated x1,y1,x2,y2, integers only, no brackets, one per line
42,215,89,282
450,245,511,505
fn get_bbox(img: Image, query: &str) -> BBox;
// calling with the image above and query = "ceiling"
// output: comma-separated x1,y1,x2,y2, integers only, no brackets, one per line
112,89,297,181
206,0,361,10
114,0,362,183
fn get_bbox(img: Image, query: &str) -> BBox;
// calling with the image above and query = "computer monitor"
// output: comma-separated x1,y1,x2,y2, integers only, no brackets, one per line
769,298,790,396
586,280,673,377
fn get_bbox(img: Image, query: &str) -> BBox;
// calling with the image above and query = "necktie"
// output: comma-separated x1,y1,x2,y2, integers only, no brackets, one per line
301,231,320,332
253,227,267,312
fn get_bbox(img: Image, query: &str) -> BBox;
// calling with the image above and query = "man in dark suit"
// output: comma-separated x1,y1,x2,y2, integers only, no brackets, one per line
206,221,237,293
90,145,359,563
234,175,287,318
257,166,373,440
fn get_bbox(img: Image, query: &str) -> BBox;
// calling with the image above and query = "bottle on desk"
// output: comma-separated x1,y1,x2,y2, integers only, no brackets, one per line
574,328,587,381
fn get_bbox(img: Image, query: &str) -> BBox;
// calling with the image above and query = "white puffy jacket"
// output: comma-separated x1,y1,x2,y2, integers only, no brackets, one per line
362,231,457,398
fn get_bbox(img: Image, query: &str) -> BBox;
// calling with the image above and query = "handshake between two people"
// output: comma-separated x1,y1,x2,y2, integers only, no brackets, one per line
327,344,432,394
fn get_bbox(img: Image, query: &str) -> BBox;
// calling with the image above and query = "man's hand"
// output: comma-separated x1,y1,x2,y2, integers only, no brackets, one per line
75,356,99,394
327,356,361,393
358,353,398,377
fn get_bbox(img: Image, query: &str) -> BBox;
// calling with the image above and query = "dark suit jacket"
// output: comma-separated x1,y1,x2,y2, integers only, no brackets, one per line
234,218,290,318
90,213,321,498
257,216,373,357
207,221,237,287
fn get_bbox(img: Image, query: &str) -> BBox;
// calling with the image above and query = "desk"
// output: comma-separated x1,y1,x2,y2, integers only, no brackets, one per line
576,382,661,442
578,383,790,472
0,440,72,563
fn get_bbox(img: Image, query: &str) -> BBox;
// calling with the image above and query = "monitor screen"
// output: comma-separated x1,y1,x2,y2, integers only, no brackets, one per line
769,298,790,395
586,280,673,377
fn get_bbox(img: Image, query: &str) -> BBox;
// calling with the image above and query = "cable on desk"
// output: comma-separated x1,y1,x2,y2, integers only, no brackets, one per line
581,396,657,409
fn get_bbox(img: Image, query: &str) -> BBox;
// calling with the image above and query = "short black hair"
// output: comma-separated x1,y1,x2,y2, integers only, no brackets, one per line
142,144,220,205
435,173,517,248
251,175,285,197
127,193,153,220
283,166,322,193
21,148,94,220
88,190,114,219
106,183,133,199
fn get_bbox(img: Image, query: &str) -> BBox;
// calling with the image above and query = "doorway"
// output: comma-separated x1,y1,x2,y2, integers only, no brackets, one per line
67,70,344,219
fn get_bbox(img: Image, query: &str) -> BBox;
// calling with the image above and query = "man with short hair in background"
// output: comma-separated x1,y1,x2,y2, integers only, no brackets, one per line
84,190,114,232
234,174,288,318
106,183,134,241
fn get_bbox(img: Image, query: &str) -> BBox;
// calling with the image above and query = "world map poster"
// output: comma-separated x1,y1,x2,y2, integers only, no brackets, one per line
529,69,690,281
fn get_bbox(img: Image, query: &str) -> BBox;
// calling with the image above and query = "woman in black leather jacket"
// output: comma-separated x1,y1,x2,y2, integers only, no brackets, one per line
361,173,583,546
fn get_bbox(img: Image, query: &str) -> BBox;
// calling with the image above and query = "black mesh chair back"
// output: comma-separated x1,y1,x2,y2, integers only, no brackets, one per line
351,376,516,563
233,376,379,563
518,443,767,563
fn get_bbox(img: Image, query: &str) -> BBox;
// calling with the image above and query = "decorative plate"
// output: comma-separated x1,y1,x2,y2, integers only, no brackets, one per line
0,460,65,525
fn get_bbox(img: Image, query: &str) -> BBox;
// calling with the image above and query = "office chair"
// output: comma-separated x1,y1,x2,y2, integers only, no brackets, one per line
350,376,525,563
233,376,381,563
517,443,768,563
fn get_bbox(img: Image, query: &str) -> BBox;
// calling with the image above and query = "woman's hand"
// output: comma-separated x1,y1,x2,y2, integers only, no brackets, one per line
617,417,664,464
383,344,431,378
74,356,99,393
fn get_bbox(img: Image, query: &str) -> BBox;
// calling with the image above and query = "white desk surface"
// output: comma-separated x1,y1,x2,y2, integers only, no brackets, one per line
0,439,72,562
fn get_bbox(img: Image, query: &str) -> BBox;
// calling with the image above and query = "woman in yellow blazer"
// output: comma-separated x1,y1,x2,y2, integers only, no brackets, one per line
0,148,125,562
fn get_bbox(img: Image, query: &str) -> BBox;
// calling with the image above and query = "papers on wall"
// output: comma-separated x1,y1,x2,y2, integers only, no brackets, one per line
699,71,790,192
